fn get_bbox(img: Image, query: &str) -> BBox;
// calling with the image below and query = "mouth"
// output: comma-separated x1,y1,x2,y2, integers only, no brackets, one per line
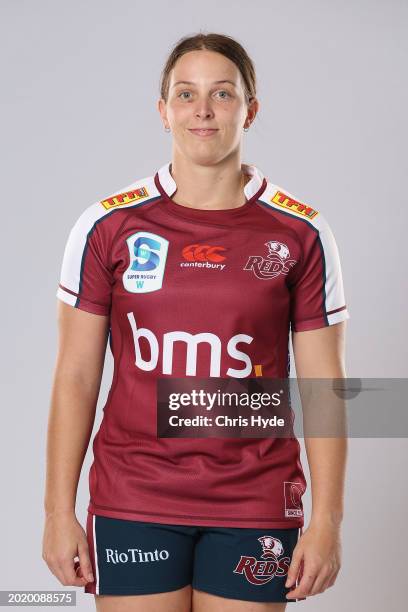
188,128,218,137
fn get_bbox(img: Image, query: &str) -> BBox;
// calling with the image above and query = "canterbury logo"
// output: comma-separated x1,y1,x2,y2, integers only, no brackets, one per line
182,244,227,263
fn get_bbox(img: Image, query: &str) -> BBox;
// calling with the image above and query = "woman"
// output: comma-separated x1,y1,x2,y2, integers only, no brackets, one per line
43,32,349,612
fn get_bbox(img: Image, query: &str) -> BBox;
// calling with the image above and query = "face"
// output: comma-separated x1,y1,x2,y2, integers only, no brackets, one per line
158,49,258,166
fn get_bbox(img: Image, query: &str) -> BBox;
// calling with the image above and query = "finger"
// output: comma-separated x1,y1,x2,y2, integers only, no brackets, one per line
74,560,83,577
44,560,65,585
285,549,303,588
59,558,89,587
286,566,319,599
309,568,331,595
77,542,95,583
318,564,339,593
74,560,90,584
326,567,340,588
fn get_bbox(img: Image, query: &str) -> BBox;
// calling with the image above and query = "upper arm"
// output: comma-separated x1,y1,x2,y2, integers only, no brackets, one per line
55,301,110,388
288,213,349,377
55,203,113,385
292,321,347,378
56,202,113,316
289,214,349,333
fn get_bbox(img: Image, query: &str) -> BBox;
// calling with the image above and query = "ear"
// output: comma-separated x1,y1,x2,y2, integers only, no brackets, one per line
157,98,167,122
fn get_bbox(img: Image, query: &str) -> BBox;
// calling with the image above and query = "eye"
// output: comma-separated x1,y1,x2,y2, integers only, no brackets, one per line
177,90,232,100
216,90,231,99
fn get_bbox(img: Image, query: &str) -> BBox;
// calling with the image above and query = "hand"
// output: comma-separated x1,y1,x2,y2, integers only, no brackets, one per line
42,511,94,587
285,521,342,599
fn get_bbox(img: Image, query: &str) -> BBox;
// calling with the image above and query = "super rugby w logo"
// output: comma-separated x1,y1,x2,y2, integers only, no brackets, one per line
123,231,169,293
243,240,297,280
233,535,290,585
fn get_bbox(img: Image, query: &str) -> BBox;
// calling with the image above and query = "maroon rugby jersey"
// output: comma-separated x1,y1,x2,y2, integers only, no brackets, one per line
56,161,349,528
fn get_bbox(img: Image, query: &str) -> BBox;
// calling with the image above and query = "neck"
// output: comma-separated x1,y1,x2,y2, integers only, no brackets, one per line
169,153,250,211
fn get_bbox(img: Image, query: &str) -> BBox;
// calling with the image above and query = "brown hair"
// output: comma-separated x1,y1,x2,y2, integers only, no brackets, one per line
159,31,257,107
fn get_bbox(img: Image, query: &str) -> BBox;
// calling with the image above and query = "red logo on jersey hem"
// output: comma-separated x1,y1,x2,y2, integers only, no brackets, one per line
284,481,304,518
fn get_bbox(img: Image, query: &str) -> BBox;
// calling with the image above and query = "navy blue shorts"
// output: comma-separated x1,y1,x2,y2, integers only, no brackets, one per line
84,512,305,603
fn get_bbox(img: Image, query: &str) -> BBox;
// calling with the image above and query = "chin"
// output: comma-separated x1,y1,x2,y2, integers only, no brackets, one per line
180,149,219,166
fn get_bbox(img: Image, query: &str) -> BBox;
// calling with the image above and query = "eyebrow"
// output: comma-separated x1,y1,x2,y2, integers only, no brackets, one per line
172,79,237,88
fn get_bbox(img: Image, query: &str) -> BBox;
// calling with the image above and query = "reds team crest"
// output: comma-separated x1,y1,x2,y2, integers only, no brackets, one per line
243,240,297,279
233,535,290,585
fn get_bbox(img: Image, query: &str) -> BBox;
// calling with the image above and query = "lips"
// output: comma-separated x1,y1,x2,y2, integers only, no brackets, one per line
188,129,218,136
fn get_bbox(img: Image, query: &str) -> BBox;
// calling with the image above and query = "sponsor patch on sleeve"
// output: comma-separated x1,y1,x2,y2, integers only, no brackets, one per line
271,190,319,219
100,186,149,210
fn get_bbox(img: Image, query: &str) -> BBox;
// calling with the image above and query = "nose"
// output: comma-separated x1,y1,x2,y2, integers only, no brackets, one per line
194,101,215,120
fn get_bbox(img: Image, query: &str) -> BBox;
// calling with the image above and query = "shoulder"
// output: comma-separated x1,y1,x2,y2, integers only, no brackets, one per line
67,172,160,238
257,178,333,237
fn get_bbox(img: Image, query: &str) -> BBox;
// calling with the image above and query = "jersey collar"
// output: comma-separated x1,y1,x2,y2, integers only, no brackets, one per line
156,161,265,201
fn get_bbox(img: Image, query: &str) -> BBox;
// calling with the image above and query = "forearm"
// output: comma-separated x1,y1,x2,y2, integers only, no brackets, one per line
304,435,347,527
44,372,98,517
